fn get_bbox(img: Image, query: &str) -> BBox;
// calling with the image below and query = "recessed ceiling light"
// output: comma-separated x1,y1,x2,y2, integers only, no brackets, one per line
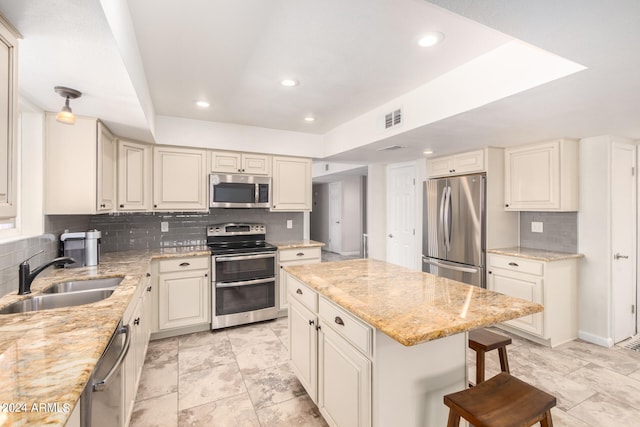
195,101,210,108
423,150,434,155
281,79,299,87
418,32,444,47
304,116,315,122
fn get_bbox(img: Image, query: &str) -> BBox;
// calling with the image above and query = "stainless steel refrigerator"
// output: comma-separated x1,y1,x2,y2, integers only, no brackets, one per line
422,173,486,287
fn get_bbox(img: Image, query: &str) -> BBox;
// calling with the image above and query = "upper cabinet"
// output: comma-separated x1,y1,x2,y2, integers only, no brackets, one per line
209,150,271,175
427,150,484,177
45,115,116,214
504,139,578,211
153,146,208,211
117,139,152,211
0,17,19,219
271,156,312,211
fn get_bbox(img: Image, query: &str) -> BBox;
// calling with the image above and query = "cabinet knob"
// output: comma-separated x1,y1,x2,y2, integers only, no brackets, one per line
488,271,492,274
119,204,124,208
334,316,344,326
147,286,152,292
505,204,509,207
134,317,140,326
316,324,322,331
296,288,303,295
309,319,315,326
154,204,158,208
146,272,151,277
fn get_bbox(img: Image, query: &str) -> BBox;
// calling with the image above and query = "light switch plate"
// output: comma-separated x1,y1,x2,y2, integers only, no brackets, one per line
531,221,543,233
287,219,293,229
161,222,169,232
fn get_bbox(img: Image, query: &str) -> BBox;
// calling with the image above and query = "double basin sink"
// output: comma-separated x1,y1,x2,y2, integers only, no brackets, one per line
0,277,123,314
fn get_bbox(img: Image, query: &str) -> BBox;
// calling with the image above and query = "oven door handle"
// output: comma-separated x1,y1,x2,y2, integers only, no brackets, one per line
216,277,274,288
93,324,131,392
215,253,276,262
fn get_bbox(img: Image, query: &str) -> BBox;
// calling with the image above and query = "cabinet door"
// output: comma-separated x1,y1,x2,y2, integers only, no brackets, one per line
242,153,271,175
158,269,209,330
153,146,207,211
489,268,544,336
210,150,242,173
0,25,17,219
271,156,312,211
504,142,559,210
117,140,151,211
123,297,141,424
289,299,318,402
427,156,453,177
97,122,116,212
452,150,484,174
318,323,371,427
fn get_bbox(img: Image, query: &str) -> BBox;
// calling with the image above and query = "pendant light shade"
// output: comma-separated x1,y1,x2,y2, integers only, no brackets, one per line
54,86,81,124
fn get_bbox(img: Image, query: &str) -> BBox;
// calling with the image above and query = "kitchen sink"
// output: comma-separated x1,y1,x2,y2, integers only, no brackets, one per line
0,289,115,314
42,277,123,294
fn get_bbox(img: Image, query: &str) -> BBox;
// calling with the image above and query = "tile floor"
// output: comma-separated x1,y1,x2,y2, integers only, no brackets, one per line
131,319,640,427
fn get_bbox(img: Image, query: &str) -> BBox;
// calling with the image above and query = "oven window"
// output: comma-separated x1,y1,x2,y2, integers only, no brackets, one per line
215,256,275,283
214,183,256,203
216,281,275,315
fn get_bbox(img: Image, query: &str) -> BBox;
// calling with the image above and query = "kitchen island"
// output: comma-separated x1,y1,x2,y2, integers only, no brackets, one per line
284,259,543,427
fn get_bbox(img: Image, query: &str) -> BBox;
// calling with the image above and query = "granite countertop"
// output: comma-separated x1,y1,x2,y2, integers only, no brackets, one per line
271,239,325,249
488,247,584,262
0,247,210,427
284,259,543,346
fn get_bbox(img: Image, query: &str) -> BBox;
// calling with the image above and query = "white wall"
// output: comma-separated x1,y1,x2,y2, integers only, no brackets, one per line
366,164,386,260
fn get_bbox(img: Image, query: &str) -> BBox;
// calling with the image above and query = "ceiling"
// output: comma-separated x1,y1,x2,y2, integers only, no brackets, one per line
0,0,639,166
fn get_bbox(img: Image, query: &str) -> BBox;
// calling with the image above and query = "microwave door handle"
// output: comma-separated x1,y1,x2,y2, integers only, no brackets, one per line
217,277,274,288
93,324,131,392
216,253,276,262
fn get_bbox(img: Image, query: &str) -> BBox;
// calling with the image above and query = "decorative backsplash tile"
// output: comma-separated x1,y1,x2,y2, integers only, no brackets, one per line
519,211,578,253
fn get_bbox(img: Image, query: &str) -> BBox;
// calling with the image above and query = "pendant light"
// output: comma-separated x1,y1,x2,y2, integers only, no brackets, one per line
54,86,82,124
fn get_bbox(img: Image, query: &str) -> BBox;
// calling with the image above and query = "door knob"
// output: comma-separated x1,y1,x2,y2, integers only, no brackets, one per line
614,253,629,260
388,234,393,238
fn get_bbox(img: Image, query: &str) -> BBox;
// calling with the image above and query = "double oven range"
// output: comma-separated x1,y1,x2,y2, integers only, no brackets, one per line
207,223,278,330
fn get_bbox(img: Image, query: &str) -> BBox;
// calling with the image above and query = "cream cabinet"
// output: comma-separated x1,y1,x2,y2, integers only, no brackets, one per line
287,274,372,427
157,257,210,331
504,139,578,211
427,150,484,177
271,156,312,211
209,150,271,175
0,18,18,219
277,246,321,316
45,115,116,214
153,146,208,211
117,139,152,211
488,253,579,347
123,269,153,425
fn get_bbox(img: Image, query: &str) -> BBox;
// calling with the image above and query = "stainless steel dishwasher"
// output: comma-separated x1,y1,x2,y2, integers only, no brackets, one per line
80,320,131,427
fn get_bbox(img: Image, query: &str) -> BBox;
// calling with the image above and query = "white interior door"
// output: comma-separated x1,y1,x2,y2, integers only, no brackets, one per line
613,142,637,343
329,182,342,253
386,163,417,270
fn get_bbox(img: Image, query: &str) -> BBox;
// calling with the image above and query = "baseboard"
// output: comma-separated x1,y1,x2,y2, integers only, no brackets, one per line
578,330,614,348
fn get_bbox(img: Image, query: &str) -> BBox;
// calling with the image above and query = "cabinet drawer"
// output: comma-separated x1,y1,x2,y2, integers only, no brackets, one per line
489,255,543,276
319,297,372,357
159,256,209,273
288,275,318,312
279,247,321,262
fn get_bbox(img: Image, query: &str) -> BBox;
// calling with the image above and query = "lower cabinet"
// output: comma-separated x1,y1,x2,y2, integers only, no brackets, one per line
277,246,321,316
155,256,210,335
488,253,578,347
288,274,371,427
123,269,153,425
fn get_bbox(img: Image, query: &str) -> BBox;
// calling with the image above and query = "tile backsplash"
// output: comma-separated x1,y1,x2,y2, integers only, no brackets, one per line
519,211,578,253
0,235,58,298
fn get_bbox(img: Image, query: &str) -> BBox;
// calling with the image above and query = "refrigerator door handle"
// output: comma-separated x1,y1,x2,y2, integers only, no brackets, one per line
439,186,447,250
443,186,452,252
422,256,479,274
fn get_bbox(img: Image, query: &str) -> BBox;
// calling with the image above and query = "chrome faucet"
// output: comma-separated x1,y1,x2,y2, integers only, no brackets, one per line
18,251,76,295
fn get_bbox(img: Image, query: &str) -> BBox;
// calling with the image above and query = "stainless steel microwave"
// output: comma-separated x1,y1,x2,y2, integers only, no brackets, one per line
209,174,271,208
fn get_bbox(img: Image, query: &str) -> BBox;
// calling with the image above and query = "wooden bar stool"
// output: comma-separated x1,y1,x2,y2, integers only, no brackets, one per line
444,372,556,427
469,328,511,385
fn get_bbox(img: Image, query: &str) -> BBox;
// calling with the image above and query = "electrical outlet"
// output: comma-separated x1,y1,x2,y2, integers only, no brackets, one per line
531,221,543,233
287,219,293,229
161,222,169,232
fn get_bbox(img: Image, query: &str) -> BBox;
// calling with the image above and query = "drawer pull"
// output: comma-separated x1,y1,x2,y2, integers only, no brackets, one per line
335,316,344,326
296,288,303,295
179,262,190,267
296,252,305,257
508,262,519,267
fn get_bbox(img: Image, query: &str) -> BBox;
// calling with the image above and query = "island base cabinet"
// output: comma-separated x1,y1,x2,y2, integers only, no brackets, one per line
318,324,371,427
289,299,317,401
